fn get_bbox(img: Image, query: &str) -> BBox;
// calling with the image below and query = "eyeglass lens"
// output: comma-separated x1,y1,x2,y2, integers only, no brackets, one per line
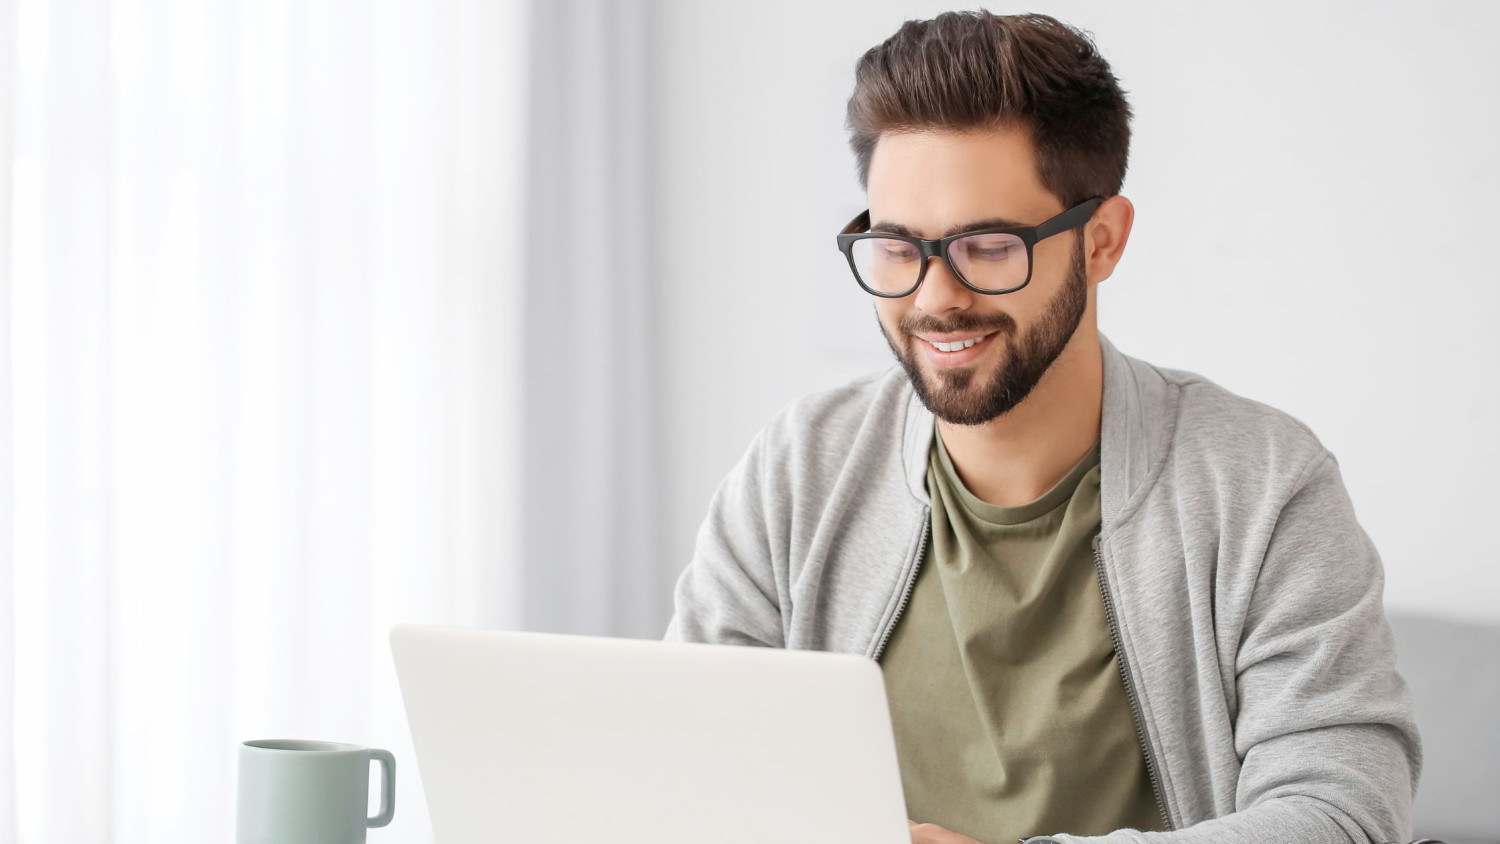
849,232,1028,295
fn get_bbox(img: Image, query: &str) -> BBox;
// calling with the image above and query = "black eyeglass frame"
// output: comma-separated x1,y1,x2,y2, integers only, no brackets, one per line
835,196,1105,298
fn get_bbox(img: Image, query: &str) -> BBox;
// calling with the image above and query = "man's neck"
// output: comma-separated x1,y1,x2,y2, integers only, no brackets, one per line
935,330,1103,508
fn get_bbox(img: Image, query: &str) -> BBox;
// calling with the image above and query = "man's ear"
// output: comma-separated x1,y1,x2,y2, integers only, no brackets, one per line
1085,195,1135,285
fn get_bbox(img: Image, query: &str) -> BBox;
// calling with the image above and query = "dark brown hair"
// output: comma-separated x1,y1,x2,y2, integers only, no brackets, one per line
846,11,1132,208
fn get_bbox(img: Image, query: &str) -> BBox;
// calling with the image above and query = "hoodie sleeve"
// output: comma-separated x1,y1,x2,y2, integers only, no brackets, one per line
1036,452,1423,844
663,422,787,648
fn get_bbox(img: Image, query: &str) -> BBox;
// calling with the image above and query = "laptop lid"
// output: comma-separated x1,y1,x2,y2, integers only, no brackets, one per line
390,624,910,843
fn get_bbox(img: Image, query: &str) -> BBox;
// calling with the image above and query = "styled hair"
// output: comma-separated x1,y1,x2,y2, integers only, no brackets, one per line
846,11,1133,207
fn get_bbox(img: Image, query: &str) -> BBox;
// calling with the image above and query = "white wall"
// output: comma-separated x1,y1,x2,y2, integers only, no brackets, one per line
649,0,1500,623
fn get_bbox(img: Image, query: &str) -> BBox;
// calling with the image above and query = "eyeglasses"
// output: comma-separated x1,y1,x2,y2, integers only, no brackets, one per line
835,197,1104,298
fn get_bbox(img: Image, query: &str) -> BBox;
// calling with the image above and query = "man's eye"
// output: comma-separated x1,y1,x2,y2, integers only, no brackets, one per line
878,243,918,261
960,238,1021,261
973,246,1016,259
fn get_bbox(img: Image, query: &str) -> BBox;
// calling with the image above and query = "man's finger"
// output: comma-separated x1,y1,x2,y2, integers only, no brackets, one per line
909,821,943,843
908,820,985,844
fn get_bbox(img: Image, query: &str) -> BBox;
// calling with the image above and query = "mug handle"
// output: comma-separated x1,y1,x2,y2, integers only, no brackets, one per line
367,748,396,829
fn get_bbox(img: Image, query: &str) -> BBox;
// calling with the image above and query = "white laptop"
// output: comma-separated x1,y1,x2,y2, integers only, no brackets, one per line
390,624,910,843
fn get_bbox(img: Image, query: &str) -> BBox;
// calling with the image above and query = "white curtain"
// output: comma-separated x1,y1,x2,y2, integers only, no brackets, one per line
0,0,530,841
521,0,665,638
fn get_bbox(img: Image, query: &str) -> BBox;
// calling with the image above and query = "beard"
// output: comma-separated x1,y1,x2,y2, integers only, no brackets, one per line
880,236,1088,426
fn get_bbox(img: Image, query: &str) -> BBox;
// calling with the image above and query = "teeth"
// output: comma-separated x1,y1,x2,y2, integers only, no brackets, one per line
930,335,985,353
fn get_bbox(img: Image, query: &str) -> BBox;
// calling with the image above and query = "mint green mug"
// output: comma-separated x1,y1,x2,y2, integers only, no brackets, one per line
237,739,396,844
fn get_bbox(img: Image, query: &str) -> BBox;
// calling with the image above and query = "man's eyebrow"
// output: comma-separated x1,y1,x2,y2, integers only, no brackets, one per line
869,217,1028,238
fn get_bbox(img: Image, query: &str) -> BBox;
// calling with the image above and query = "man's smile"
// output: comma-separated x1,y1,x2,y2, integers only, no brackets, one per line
915,330,997,367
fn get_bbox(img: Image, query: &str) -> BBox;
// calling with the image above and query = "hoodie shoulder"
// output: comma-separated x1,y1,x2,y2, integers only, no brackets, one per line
1151,361,1332,494
763,366,910,445
750,366,918,495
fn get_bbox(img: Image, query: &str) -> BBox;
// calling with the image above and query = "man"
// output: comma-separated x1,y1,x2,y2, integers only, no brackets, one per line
665,11,1420,844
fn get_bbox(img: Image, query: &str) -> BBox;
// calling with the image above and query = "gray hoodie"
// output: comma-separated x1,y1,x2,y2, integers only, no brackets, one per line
665,334,1421,844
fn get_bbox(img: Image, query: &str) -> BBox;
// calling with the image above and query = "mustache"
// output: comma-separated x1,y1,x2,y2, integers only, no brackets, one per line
899,310,1016,336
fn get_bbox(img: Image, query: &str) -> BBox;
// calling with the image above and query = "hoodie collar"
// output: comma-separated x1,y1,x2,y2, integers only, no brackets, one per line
900,332,1177,532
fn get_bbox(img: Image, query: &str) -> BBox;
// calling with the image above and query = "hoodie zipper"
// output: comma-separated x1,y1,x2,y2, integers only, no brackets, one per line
871,515,930,662
1093,534,1175,831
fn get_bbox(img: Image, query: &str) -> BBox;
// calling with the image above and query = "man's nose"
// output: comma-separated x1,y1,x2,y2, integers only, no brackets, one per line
911,253,975,314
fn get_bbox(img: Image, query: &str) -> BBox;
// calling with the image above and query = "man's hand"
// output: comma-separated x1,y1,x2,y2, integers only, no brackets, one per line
908,819,987,843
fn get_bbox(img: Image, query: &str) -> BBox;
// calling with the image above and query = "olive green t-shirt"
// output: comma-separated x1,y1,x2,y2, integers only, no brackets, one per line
878,429,1163,843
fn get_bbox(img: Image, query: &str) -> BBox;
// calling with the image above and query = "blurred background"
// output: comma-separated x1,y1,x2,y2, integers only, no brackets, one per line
1,0,1495,841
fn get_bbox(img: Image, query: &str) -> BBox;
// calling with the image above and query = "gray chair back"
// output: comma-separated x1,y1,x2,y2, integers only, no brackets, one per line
1389,611,1500,844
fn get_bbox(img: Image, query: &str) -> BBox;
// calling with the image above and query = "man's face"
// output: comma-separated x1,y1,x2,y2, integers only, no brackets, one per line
867,126,1092,426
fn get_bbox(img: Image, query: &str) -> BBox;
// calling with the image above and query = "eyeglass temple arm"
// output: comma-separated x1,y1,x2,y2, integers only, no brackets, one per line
1034,197,1105,240
840,210,872,236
